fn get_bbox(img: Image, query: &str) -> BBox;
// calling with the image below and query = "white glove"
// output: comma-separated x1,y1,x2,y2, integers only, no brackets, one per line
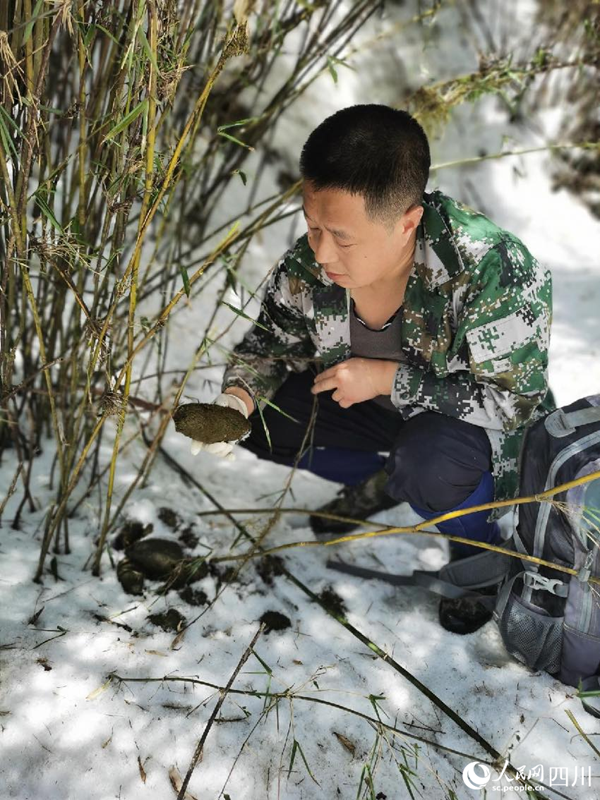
190,392,249,460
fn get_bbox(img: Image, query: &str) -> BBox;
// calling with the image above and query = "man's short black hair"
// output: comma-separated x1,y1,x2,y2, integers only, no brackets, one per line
299,104,430,224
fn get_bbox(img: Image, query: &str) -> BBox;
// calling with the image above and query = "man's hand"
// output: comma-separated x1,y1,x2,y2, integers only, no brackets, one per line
311,358,398,408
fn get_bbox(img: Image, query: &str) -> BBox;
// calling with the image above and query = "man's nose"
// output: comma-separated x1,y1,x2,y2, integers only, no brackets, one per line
311,232,338,266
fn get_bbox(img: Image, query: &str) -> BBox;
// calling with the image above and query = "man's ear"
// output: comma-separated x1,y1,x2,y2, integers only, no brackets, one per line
401,204,424,235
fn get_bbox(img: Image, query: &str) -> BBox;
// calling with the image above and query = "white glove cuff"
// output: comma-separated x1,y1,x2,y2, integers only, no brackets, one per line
214,392,249,418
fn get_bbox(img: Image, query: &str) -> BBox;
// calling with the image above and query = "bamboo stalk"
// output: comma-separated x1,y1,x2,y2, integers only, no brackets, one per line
33,414,105,582
109,672,486,762
92,1,161,575
432,141,600,171
23,0,34,95
76,0,86,230
0,463,23,524
176,625,264,800
211,469,600,586
84,16,247,395
40,2,143,558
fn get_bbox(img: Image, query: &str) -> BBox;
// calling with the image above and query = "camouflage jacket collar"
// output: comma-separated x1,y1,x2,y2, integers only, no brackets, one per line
413,191,465,291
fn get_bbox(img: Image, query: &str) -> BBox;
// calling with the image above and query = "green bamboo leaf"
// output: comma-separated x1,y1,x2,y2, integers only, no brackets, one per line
34,192,63,233
257,396,299,424
217,118,259,150
39,104,71,116
0,111,19,162
326,55,356,85
217,117,260,131
288,740,298,775
232,169,247,185
583,505,600,523
368,693,388,720
95,23,120,45
103,99,148,142
137,25,159,72
398,762,418,800
326,56,338,84
23,0,44,45
0,106,24,156
83,23,97,49
185,557,209,581
262,672,273,712
70,216,84,240
218,131,254,151
179,264,190,297
293,740,319,783
254,402,272,451
251,648,273,675
221,302,268,331
578,689,600,698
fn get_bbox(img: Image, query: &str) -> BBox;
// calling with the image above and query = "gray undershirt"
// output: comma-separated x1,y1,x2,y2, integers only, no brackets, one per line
349,299,403,412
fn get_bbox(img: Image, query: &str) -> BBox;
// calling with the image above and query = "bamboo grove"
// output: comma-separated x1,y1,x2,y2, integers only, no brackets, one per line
0,0,381,580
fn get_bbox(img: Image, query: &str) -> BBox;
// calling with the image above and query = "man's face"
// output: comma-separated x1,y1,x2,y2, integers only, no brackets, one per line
302,182,423,290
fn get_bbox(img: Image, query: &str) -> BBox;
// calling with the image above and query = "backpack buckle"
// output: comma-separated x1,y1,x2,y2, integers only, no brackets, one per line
577,551,594,583
523,571,564,595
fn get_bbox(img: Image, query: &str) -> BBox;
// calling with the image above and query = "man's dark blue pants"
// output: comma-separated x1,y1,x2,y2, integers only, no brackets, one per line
239,370,500,553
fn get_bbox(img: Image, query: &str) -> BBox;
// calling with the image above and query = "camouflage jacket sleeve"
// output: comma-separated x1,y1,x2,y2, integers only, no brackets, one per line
391,242,552,432
221,252,316,403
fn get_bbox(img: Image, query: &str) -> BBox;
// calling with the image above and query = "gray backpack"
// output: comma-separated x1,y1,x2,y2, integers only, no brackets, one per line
328,396,600,711
494,396,600,702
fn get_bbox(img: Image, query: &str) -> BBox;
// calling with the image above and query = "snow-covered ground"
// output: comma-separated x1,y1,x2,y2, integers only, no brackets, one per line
1,3,599,799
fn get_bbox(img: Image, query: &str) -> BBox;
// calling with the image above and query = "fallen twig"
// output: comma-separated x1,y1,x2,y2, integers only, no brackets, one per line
0,462,23,525
176,625,264,800
109,671,500,761
203,470,600,585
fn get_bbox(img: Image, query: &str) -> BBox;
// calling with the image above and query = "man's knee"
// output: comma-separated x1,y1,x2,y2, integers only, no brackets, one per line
384,412,492,511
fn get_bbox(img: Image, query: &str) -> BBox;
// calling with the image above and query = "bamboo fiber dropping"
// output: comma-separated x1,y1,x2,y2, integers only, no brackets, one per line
172,403,251,445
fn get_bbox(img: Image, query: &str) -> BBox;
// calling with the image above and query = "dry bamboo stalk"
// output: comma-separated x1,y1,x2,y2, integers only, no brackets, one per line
211,469,600,586
176,625,264,800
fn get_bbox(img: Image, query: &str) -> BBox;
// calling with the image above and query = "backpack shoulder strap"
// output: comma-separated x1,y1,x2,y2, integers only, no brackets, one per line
438,549,511,589
326,547,512,609
545,406,600,438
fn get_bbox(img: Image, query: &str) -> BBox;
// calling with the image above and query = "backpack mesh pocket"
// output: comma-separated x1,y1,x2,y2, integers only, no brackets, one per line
498,593,563,674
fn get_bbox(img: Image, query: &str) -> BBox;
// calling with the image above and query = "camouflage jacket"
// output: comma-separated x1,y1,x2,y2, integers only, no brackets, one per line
222,190,553,502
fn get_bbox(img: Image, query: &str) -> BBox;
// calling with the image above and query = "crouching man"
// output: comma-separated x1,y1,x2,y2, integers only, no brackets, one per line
196,105,553,634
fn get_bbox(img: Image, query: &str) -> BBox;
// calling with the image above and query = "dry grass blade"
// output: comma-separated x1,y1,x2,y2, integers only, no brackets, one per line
565,709,600,760
168,767,198,800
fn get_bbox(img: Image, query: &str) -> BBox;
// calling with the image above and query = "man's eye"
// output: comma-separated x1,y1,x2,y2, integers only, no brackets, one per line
338,243,354,249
